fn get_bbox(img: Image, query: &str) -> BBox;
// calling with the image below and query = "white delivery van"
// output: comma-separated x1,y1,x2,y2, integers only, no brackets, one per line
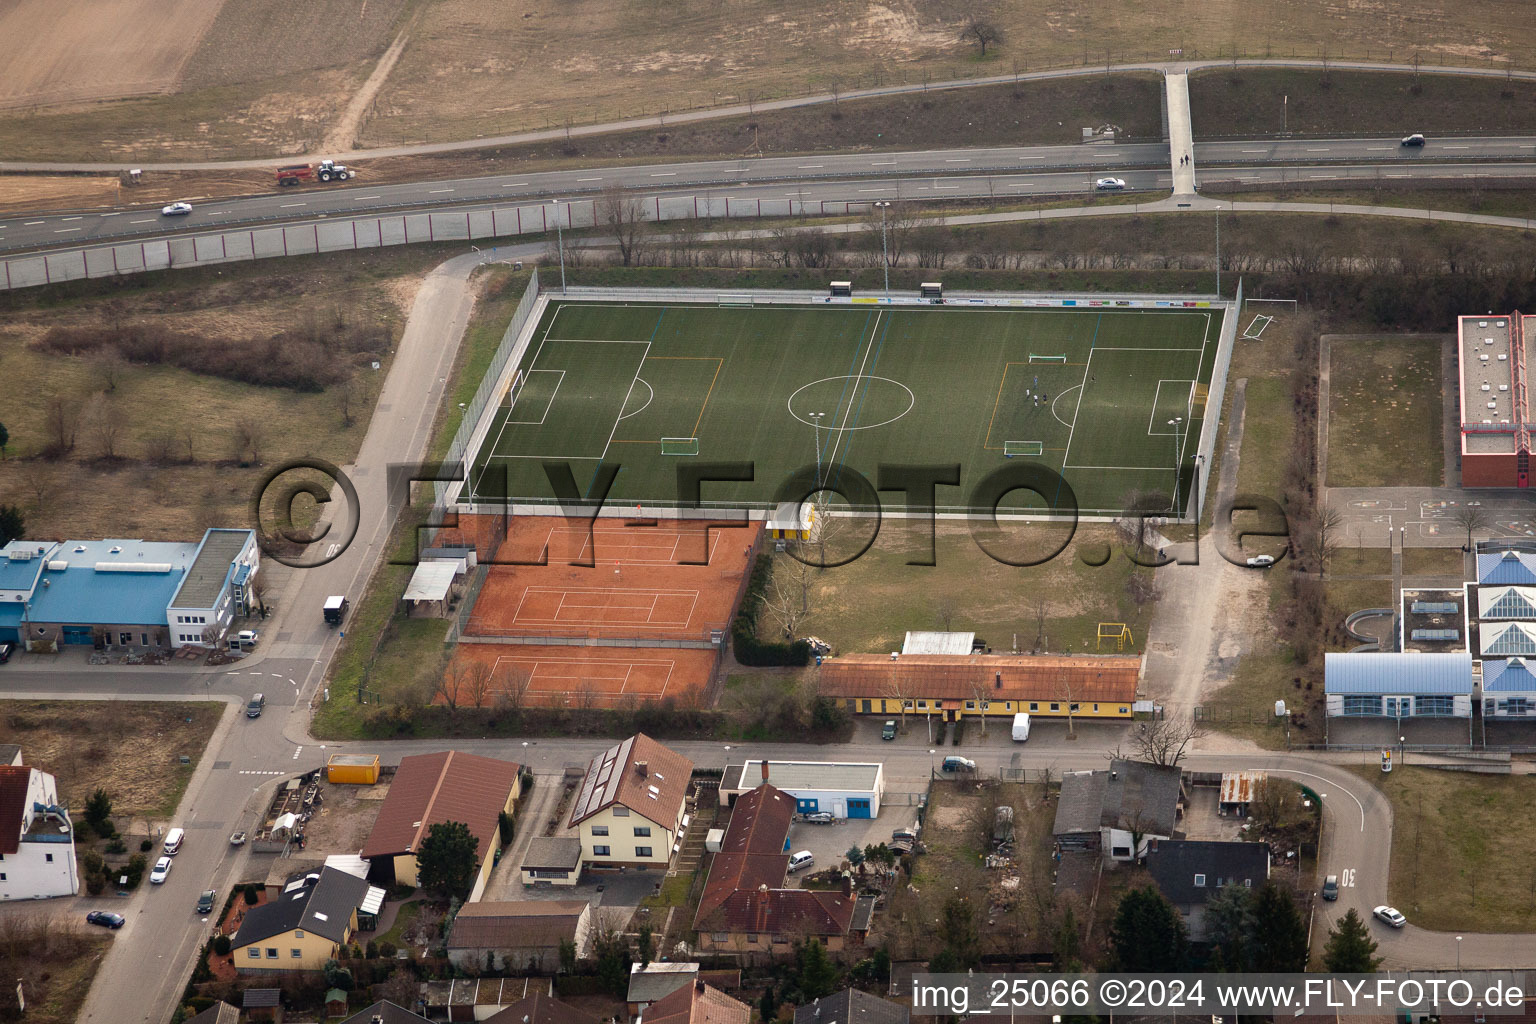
1011,712,1030,742
163,827,185,855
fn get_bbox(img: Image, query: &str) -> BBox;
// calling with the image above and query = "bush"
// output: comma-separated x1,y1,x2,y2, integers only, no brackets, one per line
377,941,397,959
213,934,231,956
84,871,106,895
104,838,127,855
366,940,379,960
731,555,812,667
243,884,259,905
139,839,153,853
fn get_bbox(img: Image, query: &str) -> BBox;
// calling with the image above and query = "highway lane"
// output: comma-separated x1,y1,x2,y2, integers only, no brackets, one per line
6,159,1536,259
3,136,1536,254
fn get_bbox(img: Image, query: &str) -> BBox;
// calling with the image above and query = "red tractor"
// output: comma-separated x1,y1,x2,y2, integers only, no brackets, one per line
275,159,354,187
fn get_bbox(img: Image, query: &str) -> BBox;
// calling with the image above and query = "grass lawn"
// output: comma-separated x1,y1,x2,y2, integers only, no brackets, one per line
768,522,1154,657
1207,648,1317,747
1330,547,1391,577
376,900,422,948
472,300,1219,515
0,245,465,541
1351,766,1536,932
1212,186,1536,220
1327,336,1444,487
0,921,110,1024
1191,69,1536,138
0,701,223,819
1402,546,1467,577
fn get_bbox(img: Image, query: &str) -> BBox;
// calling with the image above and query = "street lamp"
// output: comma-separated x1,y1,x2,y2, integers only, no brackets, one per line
1168,417,1184,516
1193,453,1206,525
1456,935,1463,969
874,201,892,302
552,200,567,294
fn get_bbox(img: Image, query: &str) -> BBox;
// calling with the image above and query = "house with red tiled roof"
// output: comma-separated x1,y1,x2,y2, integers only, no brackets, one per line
568,734,694,871
360,751,522,899
0,763,77,901
818,653,1140,724
692,783,857,955
639,980,749,1024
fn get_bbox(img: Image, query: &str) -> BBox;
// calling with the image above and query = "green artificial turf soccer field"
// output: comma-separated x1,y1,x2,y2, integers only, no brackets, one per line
467,300,1221,515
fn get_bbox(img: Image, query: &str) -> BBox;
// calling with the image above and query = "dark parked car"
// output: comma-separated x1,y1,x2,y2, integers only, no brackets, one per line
196,890,217,915
0,643,13,663
86,911,125,929
1321,875,1339,901
880,720,897,740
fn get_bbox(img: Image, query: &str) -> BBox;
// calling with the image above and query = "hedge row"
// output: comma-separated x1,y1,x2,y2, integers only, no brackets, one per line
731,554,811,667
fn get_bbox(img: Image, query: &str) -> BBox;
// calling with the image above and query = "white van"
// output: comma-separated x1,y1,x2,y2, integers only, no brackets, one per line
788,850,815,873
163,827,185,856
1011,712,1031,742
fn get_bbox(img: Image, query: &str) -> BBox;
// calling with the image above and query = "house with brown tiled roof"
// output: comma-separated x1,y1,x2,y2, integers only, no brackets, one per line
640,980,749,1024
818,653,1140,724
0,764,77,901
568,734,694,870
483,992,600,1024
446,900,592,972
360,751,522,899
693,783,858,955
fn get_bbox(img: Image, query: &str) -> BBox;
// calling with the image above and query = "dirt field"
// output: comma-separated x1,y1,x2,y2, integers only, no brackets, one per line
0,247,441,541
0,700,222,819
1327,336,1445,488
452,644,721,709
0,0,223,110
0,176,120,214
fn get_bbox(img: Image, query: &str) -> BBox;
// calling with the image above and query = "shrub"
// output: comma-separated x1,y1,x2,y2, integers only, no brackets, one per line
731,555,812,667
366,940,379,960
139,839,153,853
104,838,127,855
84,871,105,895
243,884,258,905
378,941,397,959
213,934,231,956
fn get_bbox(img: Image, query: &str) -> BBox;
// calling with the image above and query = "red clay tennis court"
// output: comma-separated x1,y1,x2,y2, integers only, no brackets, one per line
464,516,760,642
453,644,721,708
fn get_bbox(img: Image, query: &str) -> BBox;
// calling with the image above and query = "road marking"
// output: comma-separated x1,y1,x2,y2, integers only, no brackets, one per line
1005,182,1036,187
249,671,264,675
857,187,895,192
1267,769,1366,831
100,212,121,217
870,160,897,166
1242,149,1266,154
62,215,82,221
351,194,381,200
929,185,959,190
500,181,529,186
945,158,971,163
650,172,676,177
292,746,303,760
577,176,602,181
428,188,454,193
238,770,285,776
270,673,284,678
1444,145,1469,150
797,164,824,169
1306,174,1337,179
280,202,305,208
54,227,81,233
1366,146,1391,151
1306,147,1330,152
130,218,154,223
24,220,44,225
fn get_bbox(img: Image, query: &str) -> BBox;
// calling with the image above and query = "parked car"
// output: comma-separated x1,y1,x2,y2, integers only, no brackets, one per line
1094,177,1128,191
229,831,247,846
1401,133,1426,147
1373,905,1407,928
1321,875,1339,901
86,911,125,929
1246,554,1276,568
0,642,13,663
800,636,831,655
802,811,836,824
788,850,815,873
941,755,977,773
149,857,172,884
160,202,193,216
196,890,217,915
880,720,897,741
246,693,265,718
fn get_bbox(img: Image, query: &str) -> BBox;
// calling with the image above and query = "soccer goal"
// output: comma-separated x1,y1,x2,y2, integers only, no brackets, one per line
1243,314,1274,340
1028,353,1067,364
1004,440,1044,457
503,369,526,407
660,437,700,456
718,294,755,308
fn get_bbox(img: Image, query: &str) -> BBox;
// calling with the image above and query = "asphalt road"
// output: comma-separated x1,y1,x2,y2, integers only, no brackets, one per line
3,136,1536,254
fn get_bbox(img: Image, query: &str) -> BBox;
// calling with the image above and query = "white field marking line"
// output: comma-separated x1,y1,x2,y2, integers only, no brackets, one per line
1147,379,1198,435
1059,346,1095,471
823,309,883,480
619,664,635,693
1062,463,1171,471
1091,346,1205,352
600,338,653,463
619,377,654,419
1050,385,1082,429
483,308,567,464
505,368,566,425
554,338,655,343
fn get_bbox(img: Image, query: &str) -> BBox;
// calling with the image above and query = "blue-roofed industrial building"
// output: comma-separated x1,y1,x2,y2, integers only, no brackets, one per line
1481,658,1536,719
0,529,258,651
1323,652,1474,719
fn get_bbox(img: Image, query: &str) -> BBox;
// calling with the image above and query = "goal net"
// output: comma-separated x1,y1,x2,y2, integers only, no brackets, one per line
1004,441,1044,457
503,369,526,408
660,437,700,456
1028,353,1067,364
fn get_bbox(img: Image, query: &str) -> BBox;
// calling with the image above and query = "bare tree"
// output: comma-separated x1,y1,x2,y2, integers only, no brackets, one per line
760,557,815,639
960,17,1003,56
435,658,469,718
42,394,80,456
935,596,957,632
863,200,919,267
144,432,177,465
596,185,651,267
337,379,359,428
181,426,197,464
85,393,126,461
464,659,494,710
93,348,127,394
1451,506,1490,552
1310,505,1343,579
1055,675,1078,739
1126,715,1201,767
1032,597,1048,654
231,419,266,465
18,463,61,513
494,664,534,711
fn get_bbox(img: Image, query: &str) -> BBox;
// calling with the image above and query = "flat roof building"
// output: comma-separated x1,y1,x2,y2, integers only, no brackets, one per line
1458,312,1536,487
720,760,884,818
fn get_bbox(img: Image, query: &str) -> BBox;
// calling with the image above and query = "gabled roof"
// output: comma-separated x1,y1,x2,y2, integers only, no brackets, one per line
628,963,701,1005
185,1001,240,1024
642,982,750,1024
695,784,794,925
232,867,366,947
339,1001,434,1024
0,766,31,854
817,653,1140,702
243,989,282,1008
447,900,588,950
361,750,521,862
1145,839,1270,906
794,989,910,1024
1482,622,1536,658
1101,759,1182,836
696,888,856,937
1479,585,1536,620
568,734,693,829
1479,550,1536,586
484,993,601,1024
1324,652,1474,694
1052,771,1109,836
1483,658,1536,692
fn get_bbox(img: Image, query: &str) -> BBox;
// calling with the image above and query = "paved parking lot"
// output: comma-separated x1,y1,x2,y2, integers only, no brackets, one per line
1325,715,1475,748
854,714,1134,756
781,808,921,881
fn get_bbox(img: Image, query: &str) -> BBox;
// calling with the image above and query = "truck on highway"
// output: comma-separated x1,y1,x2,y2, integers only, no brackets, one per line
323,595,349,627
276,159,354,187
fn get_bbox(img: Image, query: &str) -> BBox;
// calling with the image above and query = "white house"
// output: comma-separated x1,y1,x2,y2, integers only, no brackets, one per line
0,765,78,900
166,529,261,649
721,760,884,819
568,734,694,871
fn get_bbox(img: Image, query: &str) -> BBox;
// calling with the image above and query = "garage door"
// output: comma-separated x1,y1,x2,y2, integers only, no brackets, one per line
61,626,94,646
0,627,17,644
847,798,871,818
